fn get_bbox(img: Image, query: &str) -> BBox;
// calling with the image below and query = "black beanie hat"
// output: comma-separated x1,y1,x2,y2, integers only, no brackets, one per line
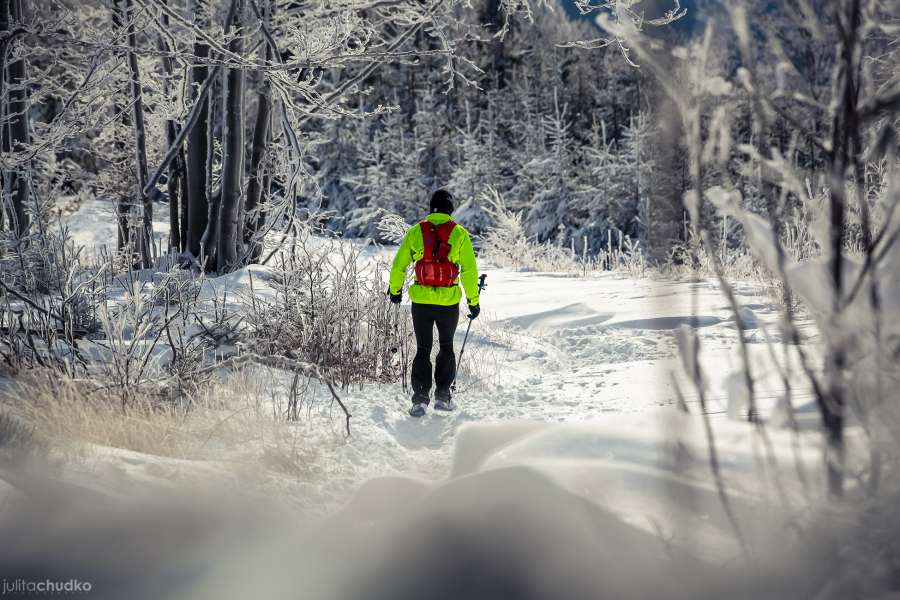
429,189,454,215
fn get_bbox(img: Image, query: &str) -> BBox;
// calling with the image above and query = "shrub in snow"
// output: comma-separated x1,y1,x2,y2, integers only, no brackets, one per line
614,0,900,502
479,188,574,272
375,209,411,245
243,230,409,395
479,188,644,275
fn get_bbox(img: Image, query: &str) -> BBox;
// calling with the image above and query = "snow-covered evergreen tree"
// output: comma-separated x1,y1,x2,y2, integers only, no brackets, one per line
522,89,576,244
304,1,650,245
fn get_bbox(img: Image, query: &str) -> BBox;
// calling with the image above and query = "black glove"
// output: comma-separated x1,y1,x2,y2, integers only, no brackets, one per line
467,303,480,319
389,288,402,304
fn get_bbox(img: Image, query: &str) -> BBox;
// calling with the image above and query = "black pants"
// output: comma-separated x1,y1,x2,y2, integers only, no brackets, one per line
411,302,459,401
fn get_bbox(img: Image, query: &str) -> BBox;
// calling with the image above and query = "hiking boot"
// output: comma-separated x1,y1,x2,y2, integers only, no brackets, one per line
434,390,454,412
409,392,429,418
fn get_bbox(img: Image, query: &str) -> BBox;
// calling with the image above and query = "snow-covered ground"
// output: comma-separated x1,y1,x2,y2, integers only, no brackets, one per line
53,209,826,507
64,197,171,253
301,264,817,501
56,204,828,504
3,205,846,597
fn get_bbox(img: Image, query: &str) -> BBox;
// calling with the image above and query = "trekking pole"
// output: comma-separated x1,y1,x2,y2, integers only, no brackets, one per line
394,302,409,394
452,273,487,392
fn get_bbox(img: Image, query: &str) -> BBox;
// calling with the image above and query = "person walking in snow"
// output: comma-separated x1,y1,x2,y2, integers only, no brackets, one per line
388,190,481,417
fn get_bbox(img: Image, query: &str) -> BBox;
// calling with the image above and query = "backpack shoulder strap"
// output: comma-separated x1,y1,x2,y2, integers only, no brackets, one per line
437,220,457,242
419,221,438,259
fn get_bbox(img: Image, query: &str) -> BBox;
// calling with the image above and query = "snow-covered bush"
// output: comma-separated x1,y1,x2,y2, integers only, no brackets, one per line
602,232,646,279
611,0,900,502
92,282,177,407
376,209,411,245
479,188,646,276
244,230,408,392
479,188,577,272
0,204,109,374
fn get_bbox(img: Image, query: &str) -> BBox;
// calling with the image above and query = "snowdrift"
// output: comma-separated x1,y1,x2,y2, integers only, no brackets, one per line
0,411,851,600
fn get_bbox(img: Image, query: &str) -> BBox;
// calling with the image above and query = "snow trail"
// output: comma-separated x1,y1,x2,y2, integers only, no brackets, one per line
41,218,822,518
2,226,836,589
299,267,817,511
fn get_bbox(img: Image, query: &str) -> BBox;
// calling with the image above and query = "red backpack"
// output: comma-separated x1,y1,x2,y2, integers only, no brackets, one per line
415,220,460,287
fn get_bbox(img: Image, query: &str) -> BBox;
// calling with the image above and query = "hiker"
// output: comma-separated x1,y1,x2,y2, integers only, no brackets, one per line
388,190,481,417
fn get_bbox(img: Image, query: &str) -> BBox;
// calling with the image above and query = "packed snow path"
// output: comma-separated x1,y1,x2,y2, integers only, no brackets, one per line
301,269,816,511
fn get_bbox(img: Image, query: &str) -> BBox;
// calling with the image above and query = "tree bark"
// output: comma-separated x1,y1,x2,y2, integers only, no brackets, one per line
244,0,273,263
185,0,210,260
165,127,183,252
122,0,151,266
216,0,245,272
2,0,31,238
158,0,183,253
110,1,131,252
178,147,189,250
199,74,218,268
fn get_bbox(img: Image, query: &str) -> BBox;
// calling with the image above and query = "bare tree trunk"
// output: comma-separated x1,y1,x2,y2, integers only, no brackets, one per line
216,0,245,272
199,75,218,269
244,96,270,262
165,130,182,252
2,0,30,238
178,147,189,250
822,0,863,498
185,0,210,260
121,0,151,267
157,1,184,253
244,0,273,263
110,1,131,252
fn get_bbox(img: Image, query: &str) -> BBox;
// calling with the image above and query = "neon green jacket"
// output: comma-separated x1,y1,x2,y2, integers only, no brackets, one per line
389,213,481,307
